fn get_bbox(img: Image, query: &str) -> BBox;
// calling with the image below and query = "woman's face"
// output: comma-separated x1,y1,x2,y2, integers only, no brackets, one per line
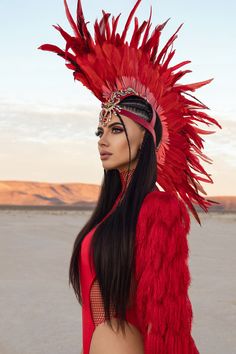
96,113,145,172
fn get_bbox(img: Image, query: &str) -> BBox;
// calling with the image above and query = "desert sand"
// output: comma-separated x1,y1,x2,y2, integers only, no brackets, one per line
0,209,235,354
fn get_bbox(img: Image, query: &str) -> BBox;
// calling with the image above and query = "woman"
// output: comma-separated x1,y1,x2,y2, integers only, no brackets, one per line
75,94,164,354
38,0,222,353
73,93,198,354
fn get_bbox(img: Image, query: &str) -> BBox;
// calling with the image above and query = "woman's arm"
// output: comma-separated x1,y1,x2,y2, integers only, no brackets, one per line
135,192,199,354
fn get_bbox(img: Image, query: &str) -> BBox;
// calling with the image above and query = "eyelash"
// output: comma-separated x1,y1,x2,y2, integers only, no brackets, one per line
95,127,123,137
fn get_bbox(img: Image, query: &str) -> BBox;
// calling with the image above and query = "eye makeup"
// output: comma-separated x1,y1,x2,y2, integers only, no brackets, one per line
95,126,123,137
96,122,123,131
95,122,124,137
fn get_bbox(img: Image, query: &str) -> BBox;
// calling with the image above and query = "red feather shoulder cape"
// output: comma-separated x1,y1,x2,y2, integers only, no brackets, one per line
134,190,199,353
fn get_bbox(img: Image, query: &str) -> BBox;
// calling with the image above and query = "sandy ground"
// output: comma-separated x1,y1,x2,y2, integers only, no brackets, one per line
0,209,235,354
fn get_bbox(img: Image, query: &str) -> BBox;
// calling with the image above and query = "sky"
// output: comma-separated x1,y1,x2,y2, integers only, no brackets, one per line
0,0,235,196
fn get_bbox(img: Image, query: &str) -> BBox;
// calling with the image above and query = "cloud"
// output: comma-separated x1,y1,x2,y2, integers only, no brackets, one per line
199,118,236,167
0,100,100,144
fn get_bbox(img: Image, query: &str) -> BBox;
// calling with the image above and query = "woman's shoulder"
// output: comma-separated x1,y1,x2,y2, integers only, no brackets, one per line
135,189,191,262
140,188,184,217
137,188,190,236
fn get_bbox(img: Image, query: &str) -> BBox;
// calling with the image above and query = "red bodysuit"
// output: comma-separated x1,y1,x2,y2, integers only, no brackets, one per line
79,170,199,354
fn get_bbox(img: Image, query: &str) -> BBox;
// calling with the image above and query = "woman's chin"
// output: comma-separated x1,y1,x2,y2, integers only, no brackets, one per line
101,161,115,169
101,161,122,170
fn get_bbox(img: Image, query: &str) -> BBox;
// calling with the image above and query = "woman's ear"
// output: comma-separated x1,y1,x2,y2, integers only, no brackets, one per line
139,129,145,149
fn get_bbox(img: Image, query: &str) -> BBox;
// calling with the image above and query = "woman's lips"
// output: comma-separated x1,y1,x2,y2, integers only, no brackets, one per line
100,154,112,160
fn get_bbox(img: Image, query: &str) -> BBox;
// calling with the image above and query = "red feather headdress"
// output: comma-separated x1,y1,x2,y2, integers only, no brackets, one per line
38,0,222,224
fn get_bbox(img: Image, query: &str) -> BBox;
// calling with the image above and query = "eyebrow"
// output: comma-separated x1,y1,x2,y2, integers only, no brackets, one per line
97,122,123,130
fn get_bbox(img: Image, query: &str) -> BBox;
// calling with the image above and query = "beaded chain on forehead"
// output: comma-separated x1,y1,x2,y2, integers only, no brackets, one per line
99,88,137,124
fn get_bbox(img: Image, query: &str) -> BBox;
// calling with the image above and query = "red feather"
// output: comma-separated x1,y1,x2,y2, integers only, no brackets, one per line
38,44,64,55
63,0,80,37
121,0,142,43
111,13,121,42
156,23,183,64
140,6,153,48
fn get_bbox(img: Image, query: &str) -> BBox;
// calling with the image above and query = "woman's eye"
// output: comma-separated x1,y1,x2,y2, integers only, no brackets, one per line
112,127,123,133
95,127,123,137
95,130,102,137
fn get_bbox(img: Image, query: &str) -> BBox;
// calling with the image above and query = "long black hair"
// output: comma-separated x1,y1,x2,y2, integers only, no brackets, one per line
69,95,162,334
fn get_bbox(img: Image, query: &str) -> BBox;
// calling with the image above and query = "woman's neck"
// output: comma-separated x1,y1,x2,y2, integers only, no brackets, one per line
117,168,159,201
118,168,135,192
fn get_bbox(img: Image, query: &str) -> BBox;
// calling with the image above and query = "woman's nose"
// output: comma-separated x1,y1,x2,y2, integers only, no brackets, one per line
98,132,109,145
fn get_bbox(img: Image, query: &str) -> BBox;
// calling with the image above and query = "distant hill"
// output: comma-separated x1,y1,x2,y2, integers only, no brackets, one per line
0,181,235,212
0,181,100,208
200,196,236,212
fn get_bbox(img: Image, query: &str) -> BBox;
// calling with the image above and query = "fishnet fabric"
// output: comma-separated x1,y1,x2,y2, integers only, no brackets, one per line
90,278,116,326
90,277,137,326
